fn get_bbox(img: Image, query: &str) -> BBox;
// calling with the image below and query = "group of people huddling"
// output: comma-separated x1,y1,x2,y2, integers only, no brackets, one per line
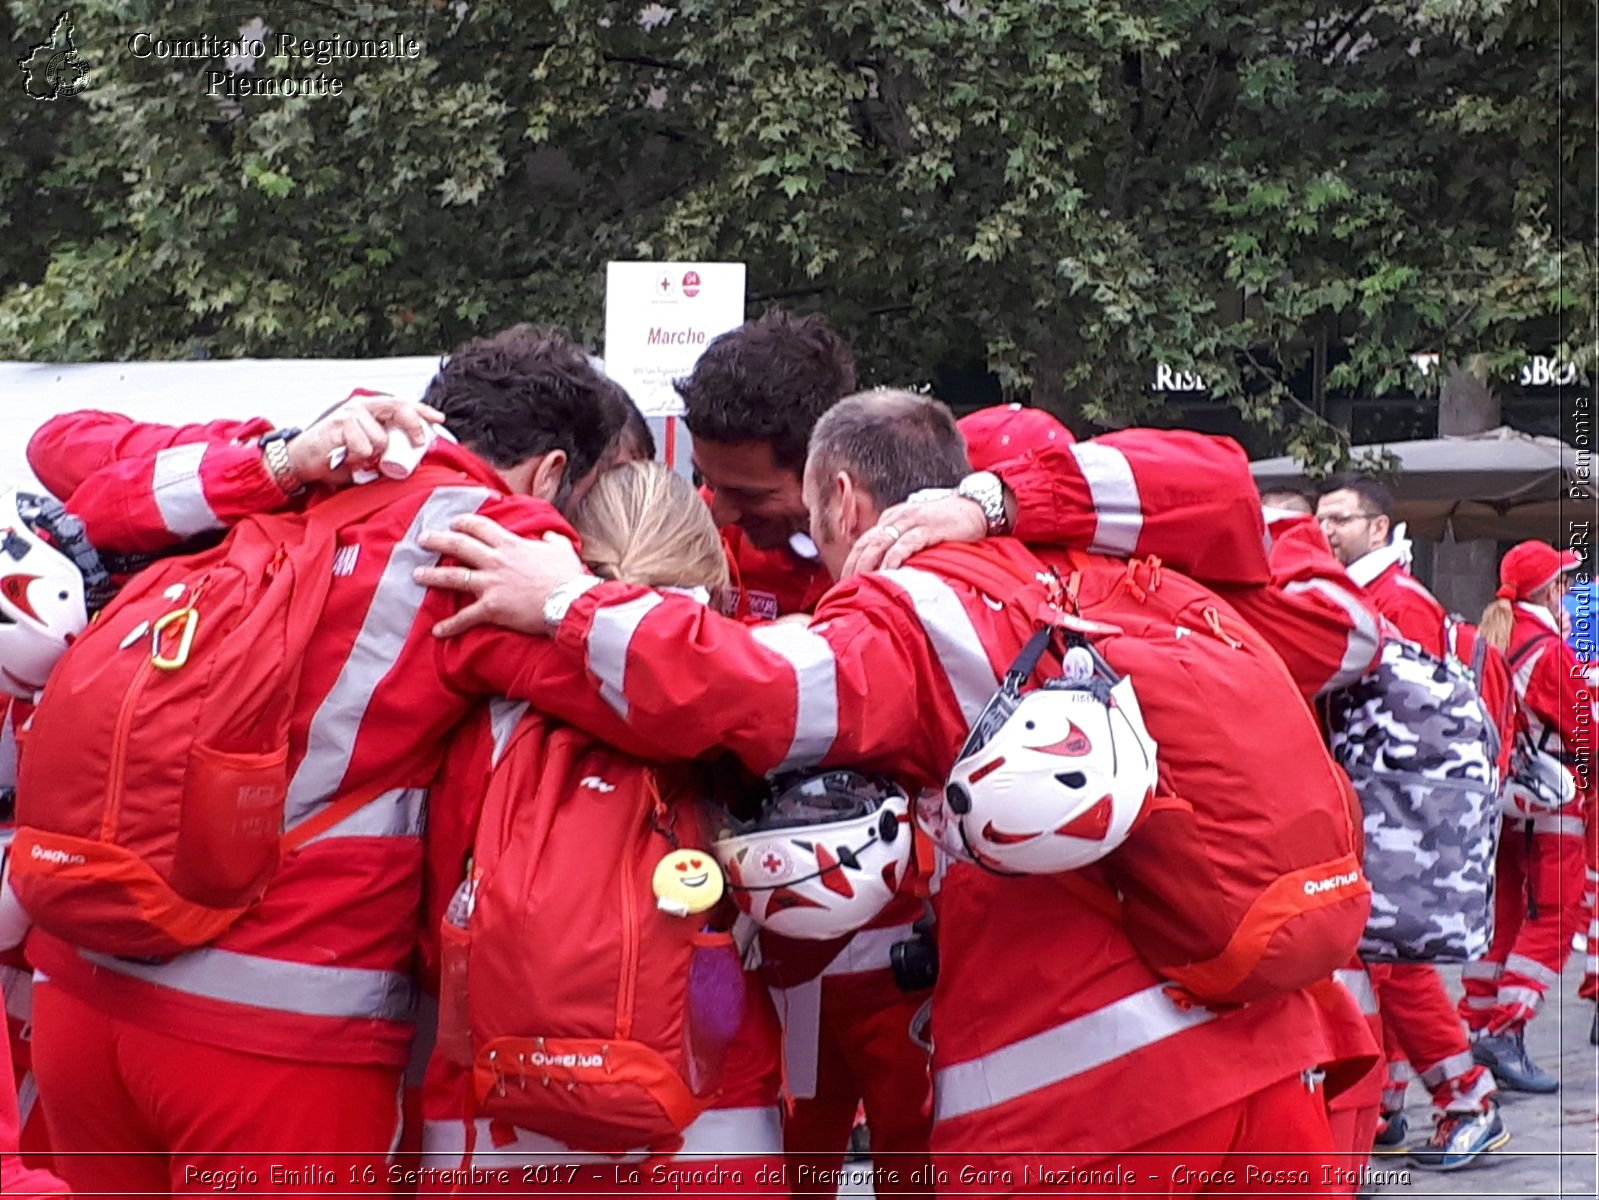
0,311,1593,1199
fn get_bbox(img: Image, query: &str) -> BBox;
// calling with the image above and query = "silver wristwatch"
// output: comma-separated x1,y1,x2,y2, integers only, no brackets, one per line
956,470,1009,536
258,428,304,496
542,575,602,630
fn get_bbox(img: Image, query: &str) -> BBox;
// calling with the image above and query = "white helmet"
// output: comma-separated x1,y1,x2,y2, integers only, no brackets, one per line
0,489,101,699
1503,731,1577,817
939,627,1157,875
713,770,913,940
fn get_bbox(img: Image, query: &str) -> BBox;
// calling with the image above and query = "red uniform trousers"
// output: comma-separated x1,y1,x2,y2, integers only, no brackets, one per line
1370,965,1492,1115
936,1071,1337,1198
775,968,932,1198
1459,817,1589,1032
32,983,404,1198
1581,802,1598,1000
1325,966,1383,1191
1,954,50,1170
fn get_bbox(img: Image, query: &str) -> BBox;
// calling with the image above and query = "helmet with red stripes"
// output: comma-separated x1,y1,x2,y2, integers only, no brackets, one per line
0,489,105,700
941,630,1157,874
712,770,912,940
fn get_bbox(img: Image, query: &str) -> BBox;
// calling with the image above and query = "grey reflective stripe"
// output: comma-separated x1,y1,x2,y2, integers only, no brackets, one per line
1283,578,1382,693
81,946,417,1022
300,786,427,847
426,1106,782,1168
1504,953,1560,988
15,1071,36,1130
1068,442,1143,556
750,622,839,770
933,984,1215,1122
1531,814,1585,836
488,698,531,768
285,486,492,828
1494,984,1544,1010
1418,1050,1478,1088
1333,967,1378,1015
1459,961,1503,982
0,963,31,1021
1388,1060,1414,1082
878,568,999,726
152,443,222,537
820,922,917,978
586,594,663,720
1462,995,1495,1009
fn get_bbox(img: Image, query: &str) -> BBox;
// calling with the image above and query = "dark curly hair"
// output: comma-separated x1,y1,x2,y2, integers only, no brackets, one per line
424,325,627,490
675,310,857,474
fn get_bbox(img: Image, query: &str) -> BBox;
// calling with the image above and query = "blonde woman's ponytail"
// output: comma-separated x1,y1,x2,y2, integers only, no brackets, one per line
1478,597,1515,653
570,461,729,594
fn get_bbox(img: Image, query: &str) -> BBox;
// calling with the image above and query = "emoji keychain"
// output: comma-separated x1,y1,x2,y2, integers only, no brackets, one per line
652,848,724,917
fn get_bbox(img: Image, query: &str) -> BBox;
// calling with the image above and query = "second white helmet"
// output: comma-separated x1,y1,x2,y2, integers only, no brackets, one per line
940,628,1157,875
713,770,913,940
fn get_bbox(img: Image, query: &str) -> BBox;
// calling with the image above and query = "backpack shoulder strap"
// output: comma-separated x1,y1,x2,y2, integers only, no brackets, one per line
1507,631,1558,670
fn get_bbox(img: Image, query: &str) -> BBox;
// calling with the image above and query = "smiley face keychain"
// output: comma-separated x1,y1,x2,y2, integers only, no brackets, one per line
652,848,724,917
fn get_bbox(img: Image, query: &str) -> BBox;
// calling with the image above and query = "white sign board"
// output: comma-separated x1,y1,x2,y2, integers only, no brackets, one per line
604,262,746,416
0,358,442,494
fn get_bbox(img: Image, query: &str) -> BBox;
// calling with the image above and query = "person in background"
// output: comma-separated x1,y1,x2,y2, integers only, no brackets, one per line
1561,580,1599,1031
1260,487,1314,516
1315,476,1505,1166
1470,542,1594,1073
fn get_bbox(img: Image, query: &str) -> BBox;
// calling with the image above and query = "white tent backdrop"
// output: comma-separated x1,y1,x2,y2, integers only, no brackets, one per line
0,358,694,493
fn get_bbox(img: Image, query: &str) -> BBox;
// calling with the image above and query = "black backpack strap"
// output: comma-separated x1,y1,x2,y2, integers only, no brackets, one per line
1507,631,1558,670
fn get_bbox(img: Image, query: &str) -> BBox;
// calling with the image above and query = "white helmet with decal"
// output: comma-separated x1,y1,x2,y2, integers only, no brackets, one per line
940,626,1157,875
712,770,912,940
0,489,105,700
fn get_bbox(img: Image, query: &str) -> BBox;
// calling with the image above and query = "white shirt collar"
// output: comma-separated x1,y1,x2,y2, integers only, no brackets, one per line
660,584,711,605
1346,523,1413,588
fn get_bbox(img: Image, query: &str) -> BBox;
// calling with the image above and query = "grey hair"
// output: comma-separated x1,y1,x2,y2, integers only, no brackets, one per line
806,388,971,511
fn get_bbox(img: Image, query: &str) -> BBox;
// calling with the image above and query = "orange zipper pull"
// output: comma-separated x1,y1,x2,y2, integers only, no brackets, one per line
1202,606,1244,650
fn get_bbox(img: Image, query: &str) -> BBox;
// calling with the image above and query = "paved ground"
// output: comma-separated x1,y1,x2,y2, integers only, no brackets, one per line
1375,959,1597,1200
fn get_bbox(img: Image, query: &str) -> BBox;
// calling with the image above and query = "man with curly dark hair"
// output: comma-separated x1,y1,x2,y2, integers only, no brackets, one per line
676,309,857,621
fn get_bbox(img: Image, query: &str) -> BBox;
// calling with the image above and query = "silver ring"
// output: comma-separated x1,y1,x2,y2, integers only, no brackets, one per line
882,524,902,541
463,568,474,587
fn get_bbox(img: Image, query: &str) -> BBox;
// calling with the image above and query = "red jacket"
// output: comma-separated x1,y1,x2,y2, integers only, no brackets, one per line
1508,603,1590,817
994,435,1381,702
28,410,287,553
1361,561,1448,656
717,523,831,623
26,436,584,1067
517,540,1346,1153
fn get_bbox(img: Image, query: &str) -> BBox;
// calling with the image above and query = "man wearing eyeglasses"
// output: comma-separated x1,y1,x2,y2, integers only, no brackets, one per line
1314,475,1506,1168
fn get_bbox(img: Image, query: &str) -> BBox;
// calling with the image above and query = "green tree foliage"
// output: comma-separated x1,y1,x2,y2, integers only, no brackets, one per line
2,1,1591,465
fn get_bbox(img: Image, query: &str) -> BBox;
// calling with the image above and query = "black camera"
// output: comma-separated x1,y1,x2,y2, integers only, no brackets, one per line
890,921,938,993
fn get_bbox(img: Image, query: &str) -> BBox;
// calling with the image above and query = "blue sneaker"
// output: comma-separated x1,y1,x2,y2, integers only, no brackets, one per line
1409,1104,1510,1171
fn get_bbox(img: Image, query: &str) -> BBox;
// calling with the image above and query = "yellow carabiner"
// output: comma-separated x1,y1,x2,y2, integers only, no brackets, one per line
151,607,200,671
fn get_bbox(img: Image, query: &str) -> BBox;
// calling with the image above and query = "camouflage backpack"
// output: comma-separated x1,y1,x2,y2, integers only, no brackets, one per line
1320,634,1502,963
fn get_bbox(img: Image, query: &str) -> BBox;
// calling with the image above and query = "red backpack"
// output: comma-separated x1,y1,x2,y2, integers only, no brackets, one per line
435,708,746,1154
918,542,1370,1006
10,470,459,958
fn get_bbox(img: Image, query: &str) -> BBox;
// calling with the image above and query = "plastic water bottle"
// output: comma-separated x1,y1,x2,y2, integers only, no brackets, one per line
445,875,477,928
